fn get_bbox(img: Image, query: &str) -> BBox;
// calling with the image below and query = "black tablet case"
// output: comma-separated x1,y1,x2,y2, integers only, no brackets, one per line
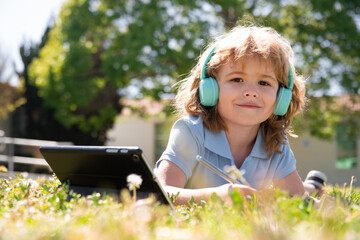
39,146,171,205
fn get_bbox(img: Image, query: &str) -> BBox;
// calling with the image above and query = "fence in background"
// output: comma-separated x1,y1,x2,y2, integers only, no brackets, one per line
0,135,72,177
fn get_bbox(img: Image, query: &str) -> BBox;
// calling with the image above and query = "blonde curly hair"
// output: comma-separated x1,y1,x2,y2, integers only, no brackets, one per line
174,25,307,157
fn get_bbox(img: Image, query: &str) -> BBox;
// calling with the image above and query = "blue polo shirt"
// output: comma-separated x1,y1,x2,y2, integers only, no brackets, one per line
155,115,296,190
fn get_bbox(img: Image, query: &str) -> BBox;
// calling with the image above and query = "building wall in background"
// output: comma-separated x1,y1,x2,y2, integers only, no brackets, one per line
106,115,158,167
290,132,359,187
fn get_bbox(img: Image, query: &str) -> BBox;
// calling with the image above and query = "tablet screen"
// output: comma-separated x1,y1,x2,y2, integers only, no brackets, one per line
39,146,171,205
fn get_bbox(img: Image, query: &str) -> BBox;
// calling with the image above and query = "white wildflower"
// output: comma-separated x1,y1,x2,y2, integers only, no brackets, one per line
21,172,29,178
127,174,143,201
127,174,143,189
28,206,36,214
223,165,250,186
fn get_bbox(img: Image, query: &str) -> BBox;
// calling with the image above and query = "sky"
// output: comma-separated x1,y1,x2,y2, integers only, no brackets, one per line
0,0,66,85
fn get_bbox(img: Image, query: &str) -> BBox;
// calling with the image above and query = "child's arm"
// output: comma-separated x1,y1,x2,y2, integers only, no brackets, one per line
273,170,305,196
274,171,323,208
156,159,256,205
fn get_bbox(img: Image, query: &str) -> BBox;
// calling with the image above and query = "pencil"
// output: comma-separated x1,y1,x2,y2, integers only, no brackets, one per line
196,155,240,184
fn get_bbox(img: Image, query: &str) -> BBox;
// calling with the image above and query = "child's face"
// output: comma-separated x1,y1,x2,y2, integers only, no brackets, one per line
216,56,279,129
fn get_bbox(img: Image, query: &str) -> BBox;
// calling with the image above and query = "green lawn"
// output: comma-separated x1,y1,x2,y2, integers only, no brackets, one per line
0,175,359,240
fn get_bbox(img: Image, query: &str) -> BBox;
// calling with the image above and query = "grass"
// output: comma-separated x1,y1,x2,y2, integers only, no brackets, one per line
0,174,359,240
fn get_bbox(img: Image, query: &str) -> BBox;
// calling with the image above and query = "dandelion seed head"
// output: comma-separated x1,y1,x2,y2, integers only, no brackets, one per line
127,174,143,189
223,165,249,186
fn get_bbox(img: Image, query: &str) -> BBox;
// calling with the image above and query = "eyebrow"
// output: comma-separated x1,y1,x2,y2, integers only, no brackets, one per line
260,74,277,82
224,71,246,77
225,71,277,82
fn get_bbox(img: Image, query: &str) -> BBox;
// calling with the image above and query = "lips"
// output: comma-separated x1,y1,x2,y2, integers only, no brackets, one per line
236,102,261,108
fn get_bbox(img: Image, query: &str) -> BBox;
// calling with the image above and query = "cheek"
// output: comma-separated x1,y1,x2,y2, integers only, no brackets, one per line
269,87,279,99
219,83,240,100
264,89,278,106
218,84,232,101
219,83,231,93
217,87,233,111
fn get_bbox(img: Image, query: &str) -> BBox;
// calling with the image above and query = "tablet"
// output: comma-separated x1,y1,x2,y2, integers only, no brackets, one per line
39,146,172,205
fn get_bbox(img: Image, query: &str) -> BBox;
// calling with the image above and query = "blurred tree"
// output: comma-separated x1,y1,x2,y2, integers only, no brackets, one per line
28,0,359,141
0,53,24,123
13,24,115,144
29,0,221,139
11,26,52,139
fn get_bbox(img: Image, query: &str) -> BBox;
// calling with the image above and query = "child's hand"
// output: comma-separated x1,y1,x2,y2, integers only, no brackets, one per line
216,183,257,205
303,195,321,208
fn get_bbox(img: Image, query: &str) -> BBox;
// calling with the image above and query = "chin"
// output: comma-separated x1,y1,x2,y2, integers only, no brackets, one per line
225,119,263,128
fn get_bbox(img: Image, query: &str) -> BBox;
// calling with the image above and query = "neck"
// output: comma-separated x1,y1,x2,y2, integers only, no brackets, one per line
225,124,260,168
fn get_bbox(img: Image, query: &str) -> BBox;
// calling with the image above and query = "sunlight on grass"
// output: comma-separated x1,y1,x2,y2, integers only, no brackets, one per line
0,174,359,239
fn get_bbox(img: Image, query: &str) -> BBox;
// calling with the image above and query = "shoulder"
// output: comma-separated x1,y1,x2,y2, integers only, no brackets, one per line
279,138,293,154
251,130,293,160
158,115,204,179
269,138,294,161
272,139,296,178
168,115,204,149
173,115,204,137
177,114,203,127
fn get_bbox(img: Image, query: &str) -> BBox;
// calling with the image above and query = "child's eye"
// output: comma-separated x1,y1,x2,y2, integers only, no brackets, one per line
259,81,270,86
231,78,243,83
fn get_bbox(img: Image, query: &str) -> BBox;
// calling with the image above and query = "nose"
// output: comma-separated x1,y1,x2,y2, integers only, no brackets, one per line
243,88,259,98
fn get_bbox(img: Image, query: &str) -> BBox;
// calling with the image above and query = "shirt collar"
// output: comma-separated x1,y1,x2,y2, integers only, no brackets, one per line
204,127,268,160
204,127,233,159
249,128,268,159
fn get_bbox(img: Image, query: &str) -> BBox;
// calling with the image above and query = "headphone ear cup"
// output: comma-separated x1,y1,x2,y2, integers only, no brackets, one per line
273,87,292,116
199,77,219,106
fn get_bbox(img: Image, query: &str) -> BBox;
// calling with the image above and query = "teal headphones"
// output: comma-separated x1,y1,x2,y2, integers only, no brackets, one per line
199,47,294,116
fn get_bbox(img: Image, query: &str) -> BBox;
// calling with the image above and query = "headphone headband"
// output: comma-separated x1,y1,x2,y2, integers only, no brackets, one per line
287,64,294,90
201,47,216,80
